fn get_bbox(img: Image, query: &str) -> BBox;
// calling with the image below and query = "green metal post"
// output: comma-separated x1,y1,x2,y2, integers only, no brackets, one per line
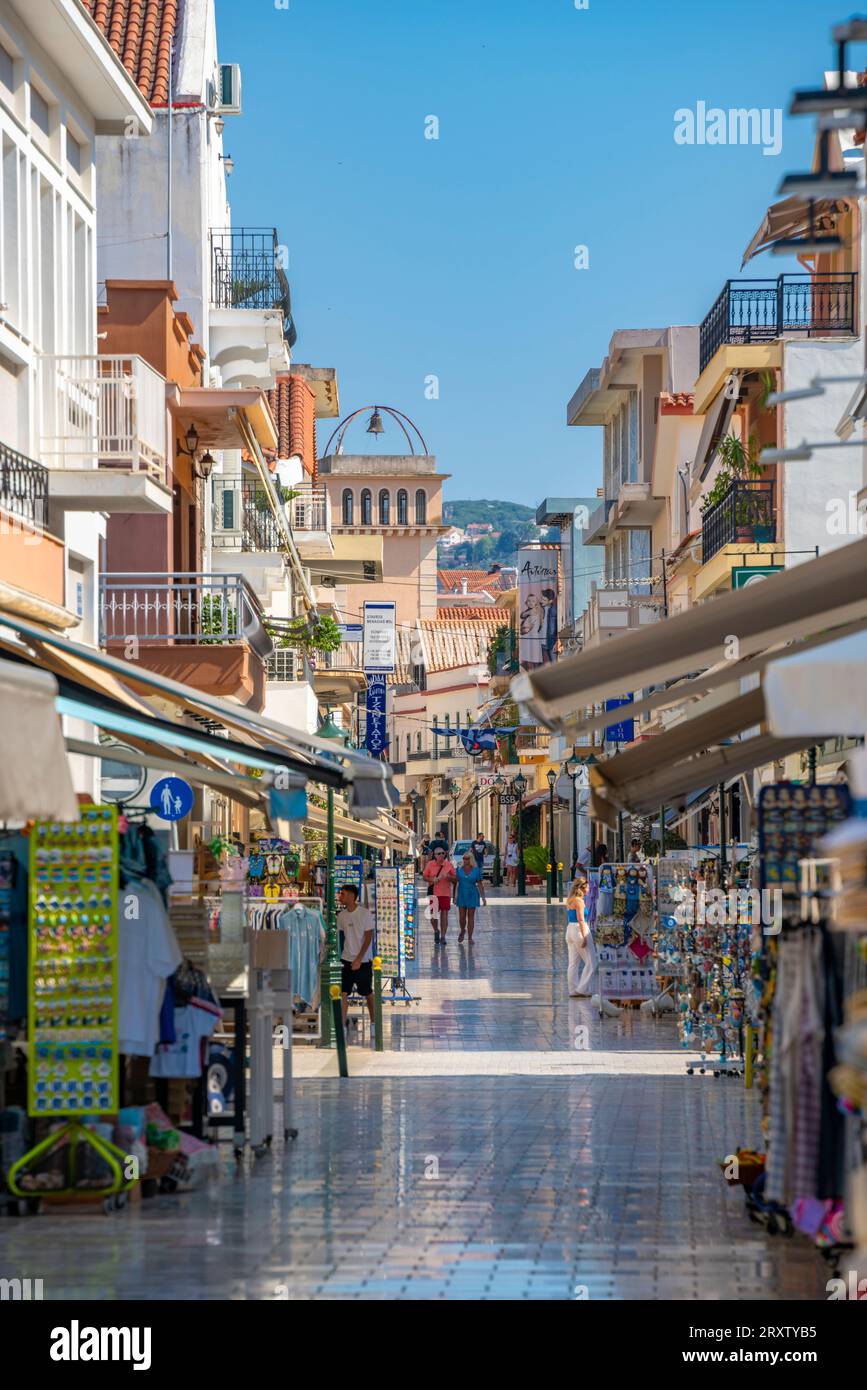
659,803,666,857
517,791,526,897
546,862,552,904
373,956,383,1051
617,811,625,863
330,985,349,1077
558,862,564,901
320,783,340,1048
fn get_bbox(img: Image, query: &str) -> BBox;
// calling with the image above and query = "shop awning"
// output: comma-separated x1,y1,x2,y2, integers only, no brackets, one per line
563,613,867,741
512,537,867,728
764,628,867,738
741,196,849,268
0,657,79,821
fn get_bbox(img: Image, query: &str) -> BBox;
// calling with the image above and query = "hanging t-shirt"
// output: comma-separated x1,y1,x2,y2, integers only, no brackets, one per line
149,998,221,1078
118,878,183,1056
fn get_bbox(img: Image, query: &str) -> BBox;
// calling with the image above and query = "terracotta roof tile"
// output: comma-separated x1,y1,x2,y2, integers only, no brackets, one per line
80,0,181,106
265,373,317,478
659,391,695,414
437,568,509,593
394,612,504,678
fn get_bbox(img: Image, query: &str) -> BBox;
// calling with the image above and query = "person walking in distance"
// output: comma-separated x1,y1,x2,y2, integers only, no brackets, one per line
504,831,519,889
423,846,456,944
455,849,486,945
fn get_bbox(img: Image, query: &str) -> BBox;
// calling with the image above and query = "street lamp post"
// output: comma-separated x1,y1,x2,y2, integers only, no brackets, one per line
513,771,527,897
450,779,460,846
546,767,557,904
564,754,581,880
408,786,419,868
315,710,348,1048
492,774,504,886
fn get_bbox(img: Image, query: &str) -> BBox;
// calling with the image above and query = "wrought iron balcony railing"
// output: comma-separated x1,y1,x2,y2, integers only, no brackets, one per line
209,227,297,345
699,273,856,374
212,478,284,553
99,572,272,659
0,442,49,530
701,480,776,563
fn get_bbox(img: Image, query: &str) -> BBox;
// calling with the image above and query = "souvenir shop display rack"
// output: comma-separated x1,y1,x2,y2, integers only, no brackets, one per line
8,806,137,1210
373,864,419,1005
591,862,657,1013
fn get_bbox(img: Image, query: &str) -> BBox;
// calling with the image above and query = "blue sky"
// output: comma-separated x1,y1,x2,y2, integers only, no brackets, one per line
217,0,838,506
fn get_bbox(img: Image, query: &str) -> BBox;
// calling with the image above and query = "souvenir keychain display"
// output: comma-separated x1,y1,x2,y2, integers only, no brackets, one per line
592,862,657,1004
758,782,851,905
26,805,120,1116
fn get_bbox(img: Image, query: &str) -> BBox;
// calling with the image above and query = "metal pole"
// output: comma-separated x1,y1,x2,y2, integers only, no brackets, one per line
718,782,727,890
659,803,666,857
517,791,526,897
166,37,173,280
570,773,579,877
808,746,818,785
330,985,348,1078
617,811,625,863
493,793,501,886
547,782,555,902
320,783,339,1048
372,956,383,1051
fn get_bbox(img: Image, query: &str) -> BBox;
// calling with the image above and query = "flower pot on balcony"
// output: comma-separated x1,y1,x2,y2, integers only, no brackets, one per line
752,524,773,544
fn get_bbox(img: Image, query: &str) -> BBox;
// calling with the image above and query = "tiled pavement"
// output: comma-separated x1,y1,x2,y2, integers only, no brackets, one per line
0,890,828,1300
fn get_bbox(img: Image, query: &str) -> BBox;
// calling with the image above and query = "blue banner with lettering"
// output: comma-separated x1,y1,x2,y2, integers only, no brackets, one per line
605,694,634,745
365,675,388,756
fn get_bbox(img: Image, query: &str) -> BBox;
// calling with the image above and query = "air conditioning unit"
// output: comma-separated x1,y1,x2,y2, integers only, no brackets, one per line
217,64,242,116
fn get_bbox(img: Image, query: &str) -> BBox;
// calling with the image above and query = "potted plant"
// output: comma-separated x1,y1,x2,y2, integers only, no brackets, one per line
700,432,767,541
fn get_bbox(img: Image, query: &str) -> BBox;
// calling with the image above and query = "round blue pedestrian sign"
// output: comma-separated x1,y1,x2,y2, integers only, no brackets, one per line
150,776,194,822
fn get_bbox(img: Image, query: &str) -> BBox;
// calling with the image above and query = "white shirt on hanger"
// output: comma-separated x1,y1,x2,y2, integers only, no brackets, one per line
118,878,183,1056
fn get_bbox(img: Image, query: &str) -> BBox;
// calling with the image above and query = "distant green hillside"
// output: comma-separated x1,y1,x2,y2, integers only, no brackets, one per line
440,499,552,570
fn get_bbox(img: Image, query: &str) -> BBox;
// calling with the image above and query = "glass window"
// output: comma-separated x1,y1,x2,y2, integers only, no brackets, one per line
379,489,390,525
628,391,639,482
629,528,652,594
397,489,408,525
67,129,82,175
30,86,50,137
415,489,427,524
416,731,422,751
360,489,372,525
342,488,353,525
0,44,14,90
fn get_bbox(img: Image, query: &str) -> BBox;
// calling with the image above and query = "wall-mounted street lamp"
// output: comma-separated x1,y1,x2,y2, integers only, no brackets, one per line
176,423,216,480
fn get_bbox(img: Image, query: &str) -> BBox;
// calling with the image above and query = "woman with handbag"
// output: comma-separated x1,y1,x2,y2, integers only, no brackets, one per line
423,847,457,944
565,876,598,997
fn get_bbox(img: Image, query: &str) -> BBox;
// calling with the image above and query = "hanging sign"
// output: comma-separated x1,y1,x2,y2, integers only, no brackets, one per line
365,675,388,756
605,694,634,745
362,601,396,673
338,623,364,643
150,777,194,822
517,547,559,671
732,565,784,590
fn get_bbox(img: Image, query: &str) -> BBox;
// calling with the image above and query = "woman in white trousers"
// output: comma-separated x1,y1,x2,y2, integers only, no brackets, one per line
565,877,598,997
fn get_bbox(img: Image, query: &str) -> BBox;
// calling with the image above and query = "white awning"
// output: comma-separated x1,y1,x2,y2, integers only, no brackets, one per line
764,629,867,737
0,658,78,821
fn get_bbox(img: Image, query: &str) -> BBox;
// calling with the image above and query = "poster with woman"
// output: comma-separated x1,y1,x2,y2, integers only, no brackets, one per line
517,547,558,670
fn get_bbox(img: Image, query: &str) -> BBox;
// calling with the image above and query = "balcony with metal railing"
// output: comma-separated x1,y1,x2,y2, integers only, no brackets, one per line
38,355,172,514
98,571,273,709
699,274,857,375
701,480,776,564
289,485,332,560
210,227,296,341
212,478,284,553
0,442,49,530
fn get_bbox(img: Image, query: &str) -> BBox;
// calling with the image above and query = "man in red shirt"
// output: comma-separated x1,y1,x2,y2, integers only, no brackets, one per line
422,846,457,944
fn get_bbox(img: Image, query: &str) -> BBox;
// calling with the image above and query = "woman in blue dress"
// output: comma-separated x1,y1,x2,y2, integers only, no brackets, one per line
455,850,486,944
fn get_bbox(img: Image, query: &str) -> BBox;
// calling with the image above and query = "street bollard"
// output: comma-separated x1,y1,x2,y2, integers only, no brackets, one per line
557,862,564,900
330,984,349,1078
546,864,552,904
373,956,384,1052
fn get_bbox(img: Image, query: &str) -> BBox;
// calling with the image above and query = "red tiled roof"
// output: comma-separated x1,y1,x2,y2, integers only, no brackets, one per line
79,0,181,106
265,373,317,478
659,392,695,415
437,568,509,593
432,608,504,623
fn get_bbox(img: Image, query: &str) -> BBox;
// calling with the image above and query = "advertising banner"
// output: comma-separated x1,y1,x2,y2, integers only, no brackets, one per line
362,601,396,673
517,548,558,670
365,674,388,756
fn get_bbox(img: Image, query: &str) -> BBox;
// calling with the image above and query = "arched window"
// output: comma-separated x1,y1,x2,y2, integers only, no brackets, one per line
415,488,427,524
361,489,372,525
379,489,390,525
397,489,408,525
342,488,353,525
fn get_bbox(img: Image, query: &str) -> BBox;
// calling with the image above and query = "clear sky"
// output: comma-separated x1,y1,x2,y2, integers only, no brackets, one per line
216,0,840,507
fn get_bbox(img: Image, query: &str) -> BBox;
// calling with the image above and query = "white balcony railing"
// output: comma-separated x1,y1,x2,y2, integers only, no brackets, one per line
290,486,330,533
39,355,167,482
582,586,664,645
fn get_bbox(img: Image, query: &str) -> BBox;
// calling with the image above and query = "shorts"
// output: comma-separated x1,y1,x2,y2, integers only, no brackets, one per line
435,896,451,914
341,959,373,997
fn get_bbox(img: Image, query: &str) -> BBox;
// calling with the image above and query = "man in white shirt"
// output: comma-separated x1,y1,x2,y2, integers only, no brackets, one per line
338,883,375,1025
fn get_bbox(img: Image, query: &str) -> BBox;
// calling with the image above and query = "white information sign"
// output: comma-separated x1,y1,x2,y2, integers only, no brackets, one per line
362,601,396,673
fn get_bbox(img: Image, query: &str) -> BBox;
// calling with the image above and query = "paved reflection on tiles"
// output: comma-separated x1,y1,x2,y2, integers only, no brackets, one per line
0,890,827,1300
